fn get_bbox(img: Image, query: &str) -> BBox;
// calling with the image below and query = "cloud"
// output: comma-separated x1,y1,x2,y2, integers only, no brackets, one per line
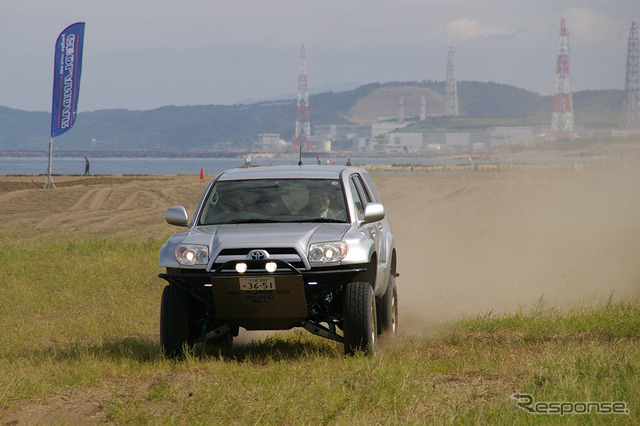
563,7,620,46
444,18,510,40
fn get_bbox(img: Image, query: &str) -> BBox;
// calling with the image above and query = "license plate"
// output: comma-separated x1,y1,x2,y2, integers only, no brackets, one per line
239,276,276,291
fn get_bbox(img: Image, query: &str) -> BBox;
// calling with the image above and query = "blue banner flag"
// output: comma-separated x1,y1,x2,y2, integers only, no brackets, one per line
51,22,85,138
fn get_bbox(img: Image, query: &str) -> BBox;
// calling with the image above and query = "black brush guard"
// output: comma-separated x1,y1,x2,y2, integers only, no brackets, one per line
159,259,367,344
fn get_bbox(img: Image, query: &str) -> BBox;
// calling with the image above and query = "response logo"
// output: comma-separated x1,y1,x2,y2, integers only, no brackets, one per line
511,393,629,416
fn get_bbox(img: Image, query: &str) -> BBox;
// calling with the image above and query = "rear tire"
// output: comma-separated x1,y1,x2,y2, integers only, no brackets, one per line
343,282,377,355
160,284,192,358
377,274,398,336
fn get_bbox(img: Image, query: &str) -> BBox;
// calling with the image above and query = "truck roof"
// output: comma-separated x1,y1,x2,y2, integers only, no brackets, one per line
216,165,367,181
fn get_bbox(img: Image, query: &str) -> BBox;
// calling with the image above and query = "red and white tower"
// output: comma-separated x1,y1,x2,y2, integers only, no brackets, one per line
549,18,575,141
291,44,313,153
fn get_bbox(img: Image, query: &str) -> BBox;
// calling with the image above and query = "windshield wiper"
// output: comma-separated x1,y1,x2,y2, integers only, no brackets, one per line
204,218,345,225
297,218,345,223
222,218,281,224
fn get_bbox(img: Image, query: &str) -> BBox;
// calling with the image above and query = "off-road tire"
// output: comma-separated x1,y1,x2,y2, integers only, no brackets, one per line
160,284,192,358
377,274,398,336
343,281,377,355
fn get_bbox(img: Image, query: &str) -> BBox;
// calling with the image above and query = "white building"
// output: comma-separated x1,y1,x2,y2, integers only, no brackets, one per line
424,133,470,150
371,122,410,137
487,127,534,147
253,134,288,152
384,132,423,153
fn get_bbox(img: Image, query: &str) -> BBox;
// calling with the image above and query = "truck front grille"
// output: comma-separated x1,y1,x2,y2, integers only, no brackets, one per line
212,247,306,272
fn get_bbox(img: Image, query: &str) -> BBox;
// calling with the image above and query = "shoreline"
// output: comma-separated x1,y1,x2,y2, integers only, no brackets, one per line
1,134,639,160
1,157,638,177
2,160,638,194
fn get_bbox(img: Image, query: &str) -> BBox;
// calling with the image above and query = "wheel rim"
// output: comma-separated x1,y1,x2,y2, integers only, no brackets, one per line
391,292,397,335
394,286,399,335
370,299,377,348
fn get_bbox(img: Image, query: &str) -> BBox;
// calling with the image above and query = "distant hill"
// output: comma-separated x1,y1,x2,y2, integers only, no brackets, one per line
0,82,624,152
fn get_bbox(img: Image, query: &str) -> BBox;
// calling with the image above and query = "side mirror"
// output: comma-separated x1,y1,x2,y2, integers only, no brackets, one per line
166,206,189,227
362,202,385,224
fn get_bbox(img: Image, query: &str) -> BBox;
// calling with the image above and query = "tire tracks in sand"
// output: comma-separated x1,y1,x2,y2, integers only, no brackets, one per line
0,177,199,239
39,182,170,236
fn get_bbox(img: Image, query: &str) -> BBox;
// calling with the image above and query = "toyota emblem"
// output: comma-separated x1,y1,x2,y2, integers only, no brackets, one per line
248,250,268,260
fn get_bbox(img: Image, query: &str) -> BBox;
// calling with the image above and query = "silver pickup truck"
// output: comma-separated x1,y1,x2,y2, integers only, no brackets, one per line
158,165,398,356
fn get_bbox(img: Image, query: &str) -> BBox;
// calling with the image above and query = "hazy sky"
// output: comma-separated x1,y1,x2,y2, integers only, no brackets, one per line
2,0,638,112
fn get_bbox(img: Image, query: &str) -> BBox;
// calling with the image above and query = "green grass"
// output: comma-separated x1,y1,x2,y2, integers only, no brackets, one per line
1,236,638,423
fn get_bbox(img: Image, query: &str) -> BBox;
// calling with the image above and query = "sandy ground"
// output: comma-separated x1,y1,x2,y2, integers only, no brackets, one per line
2,161,640,332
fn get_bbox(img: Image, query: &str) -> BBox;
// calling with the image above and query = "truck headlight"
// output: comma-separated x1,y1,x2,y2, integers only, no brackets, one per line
176,244,209,266
309,241,348,263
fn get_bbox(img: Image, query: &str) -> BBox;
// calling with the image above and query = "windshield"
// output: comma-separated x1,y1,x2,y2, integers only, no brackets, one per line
199,178,348,225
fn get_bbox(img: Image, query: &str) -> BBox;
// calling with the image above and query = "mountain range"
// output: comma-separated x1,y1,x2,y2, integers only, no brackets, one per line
0,81,624,152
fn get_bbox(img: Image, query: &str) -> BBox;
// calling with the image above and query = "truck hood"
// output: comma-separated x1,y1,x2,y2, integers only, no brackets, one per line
189,222,351,252
158,222,356,268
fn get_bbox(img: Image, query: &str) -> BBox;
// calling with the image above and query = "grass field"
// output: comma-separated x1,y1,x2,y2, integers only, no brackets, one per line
1,235,638,424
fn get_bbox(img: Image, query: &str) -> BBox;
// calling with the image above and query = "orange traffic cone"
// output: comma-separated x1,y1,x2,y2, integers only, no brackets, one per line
200,168,205,180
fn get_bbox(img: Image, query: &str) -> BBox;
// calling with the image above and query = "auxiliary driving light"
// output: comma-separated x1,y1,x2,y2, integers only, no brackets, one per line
235,262,248,273
265,261,278,273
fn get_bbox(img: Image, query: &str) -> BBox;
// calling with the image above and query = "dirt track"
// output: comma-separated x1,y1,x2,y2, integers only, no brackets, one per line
2,163,640,328
0,175,204,239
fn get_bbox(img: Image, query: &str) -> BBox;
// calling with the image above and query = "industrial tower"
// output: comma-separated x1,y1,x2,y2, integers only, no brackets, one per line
445,47,459,116
549,18,575,141
291,44,313,153
622,21,640,129
398,96,404,123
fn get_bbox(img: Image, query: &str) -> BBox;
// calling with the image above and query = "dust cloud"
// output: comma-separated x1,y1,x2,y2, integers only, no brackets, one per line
374,165,640,335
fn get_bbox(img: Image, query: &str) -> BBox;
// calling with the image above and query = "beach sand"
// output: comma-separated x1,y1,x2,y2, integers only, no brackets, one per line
2,161,640,333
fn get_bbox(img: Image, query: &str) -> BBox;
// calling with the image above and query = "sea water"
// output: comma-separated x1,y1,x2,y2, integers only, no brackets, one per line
0,154,615,176
0,155,456,175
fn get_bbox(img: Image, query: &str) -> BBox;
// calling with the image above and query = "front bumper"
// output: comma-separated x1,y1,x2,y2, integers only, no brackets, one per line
158,259,367,330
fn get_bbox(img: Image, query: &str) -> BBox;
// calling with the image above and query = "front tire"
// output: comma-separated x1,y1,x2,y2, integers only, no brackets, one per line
343,282,377,355
160,284,192,358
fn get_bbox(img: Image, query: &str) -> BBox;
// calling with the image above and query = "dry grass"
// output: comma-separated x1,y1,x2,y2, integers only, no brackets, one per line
0,236,638,424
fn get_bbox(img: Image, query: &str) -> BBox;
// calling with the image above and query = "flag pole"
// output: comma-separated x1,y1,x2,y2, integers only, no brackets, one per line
44,137,56,189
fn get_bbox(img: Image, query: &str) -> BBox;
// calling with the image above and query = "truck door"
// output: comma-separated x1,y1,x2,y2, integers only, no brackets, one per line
349,174,386,291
